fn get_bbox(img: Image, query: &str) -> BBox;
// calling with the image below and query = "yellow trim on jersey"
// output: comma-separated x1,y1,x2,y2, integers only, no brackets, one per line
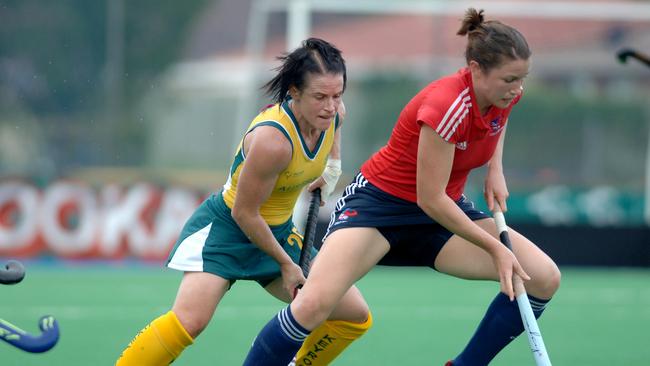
222,101,336,225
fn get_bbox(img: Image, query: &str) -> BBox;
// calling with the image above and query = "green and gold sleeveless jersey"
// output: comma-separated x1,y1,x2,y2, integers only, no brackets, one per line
222,101,339,226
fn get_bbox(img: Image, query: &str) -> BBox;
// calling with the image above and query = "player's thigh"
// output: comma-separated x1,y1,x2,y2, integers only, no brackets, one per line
434,218,557,283
307,227,389,296
293,228,388,324
172,271,231,337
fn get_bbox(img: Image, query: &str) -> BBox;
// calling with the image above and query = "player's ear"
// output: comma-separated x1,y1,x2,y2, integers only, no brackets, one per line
468,60,482,76
288,85,300,101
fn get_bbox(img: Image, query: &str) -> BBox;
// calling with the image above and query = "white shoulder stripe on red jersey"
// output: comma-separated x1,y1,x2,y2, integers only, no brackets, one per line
436,87,470,136
439,97,471,137
442,106,471,141
439,99,472,141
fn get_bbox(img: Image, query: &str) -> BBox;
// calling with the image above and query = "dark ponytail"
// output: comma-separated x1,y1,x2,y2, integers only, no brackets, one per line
458,8,531,71
263,38,346,104
457,8,485,36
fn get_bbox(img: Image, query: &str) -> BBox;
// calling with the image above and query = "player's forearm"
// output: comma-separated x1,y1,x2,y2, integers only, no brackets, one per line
318,125,342,202
487,124,507,172
232,211,293,266
419,194,503,255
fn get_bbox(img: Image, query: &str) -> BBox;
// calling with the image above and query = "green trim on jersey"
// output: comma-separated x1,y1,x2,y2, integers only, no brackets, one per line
228,120,293,188
281,101,325,160
247,121,294,157
230,149,245,178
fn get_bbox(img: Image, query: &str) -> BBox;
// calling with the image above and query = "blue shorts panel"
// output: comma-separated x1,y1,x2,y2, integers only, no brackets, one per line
325,173,490,268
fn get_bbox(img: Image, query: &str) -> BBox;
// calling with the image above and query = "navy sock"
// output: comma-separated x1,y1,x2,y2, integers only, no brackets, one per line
243,306,310,366
452,292,549,366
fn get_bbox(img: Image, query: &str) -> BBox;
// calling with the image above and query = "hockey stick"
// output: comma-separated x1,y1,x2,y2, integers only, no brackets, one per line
1,260,61,353
298,188,321,277
493,207,552,366
293,188,321,298
0,260,26,285
616,48,650,68
0,315,60,353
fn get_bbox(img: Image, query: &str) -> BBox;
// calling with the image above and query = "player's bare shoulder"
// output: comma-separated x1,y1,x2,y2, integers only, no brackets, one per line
336,100,346,127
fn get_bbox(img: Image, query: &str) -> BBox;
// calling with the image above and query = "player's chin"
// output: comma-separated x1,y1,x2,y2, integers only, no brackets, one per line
498,98,514,108
315,116,333,130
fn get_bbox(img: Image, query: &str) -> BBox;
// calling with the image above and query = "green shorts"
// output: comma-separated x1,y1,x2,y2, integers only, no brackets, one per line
166,192,315,287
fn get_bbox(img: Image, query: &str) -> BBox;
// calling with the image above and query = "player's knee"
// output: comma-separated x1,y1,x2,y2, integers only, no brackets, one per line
173,309,210,338
351,305,371,324
356,309,373,333
327,310,374,340
535,262,561,299
546,263,561,294
293,295,334,328
341,299,370,324
333,286,371,323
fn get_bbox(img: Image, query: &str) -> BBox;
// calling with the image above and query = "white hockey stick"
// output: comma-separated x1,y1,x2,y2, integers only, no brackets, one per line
493,208,552,366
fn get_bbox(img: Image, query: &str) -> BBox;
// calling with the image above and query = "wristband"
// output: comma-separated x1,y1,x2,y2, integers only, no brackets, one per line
320,159,342,202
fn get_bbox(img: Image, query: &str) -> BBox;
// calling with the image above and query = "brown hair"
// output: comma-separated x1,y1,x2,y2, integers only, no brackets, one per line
457,8,531,71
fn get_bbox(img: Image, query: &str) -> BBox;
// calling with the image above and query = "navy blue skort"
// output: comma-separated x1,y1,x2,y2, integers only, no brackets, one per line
324,173,490,268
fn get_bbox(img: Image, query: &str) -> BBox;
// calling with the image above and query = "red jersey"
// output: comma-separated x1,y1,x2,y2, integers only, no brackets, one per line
361,67,520,202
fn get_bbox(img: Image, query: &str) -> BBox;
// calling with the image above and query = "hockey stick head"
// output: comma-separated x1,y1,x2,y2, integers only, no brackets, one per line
616,47,650,67
616,48,636,63
0,315,60,353
0,260,26,285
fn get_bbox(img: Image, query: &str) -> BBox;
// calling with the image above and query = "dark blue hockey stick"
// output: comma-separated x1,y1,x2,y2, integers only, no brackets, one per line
1,260,60,353
0,315,60,353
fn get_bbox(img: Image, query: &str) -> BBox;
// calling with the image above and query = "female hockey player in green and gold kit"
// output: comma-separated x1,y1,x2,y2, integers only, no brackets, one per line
116,38,372,366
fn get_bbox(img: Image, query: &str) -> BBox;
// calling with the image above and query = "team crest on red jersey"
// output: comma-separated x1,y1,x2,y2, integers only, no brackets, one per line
489,117,503,136
338,209,358,221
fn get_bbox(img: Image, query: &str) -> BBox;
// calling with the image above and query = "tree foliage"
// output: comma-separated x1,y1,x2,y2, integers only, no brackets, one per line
0,0,212,115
